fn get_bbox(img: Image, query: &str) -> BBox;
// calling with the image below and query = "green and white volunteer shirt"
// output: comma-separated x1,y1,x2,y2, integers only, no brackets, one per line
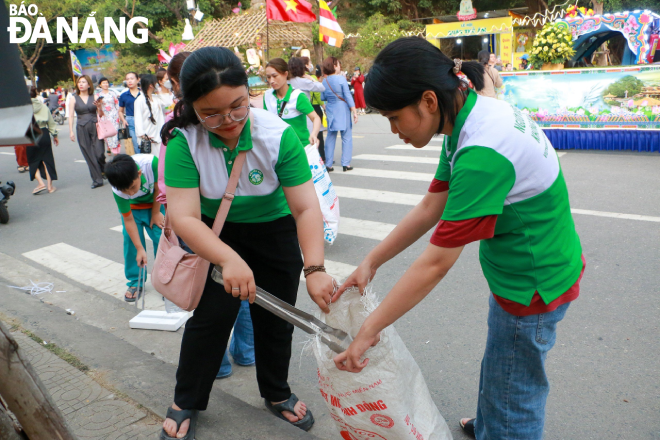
112,154,158,215
263,85,315,145
435,90,582,305
165,108,311,223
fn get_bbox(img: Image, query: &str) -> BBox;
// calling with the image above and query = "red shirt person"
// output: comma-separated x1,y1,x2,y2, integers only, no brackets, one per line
350,67,366,111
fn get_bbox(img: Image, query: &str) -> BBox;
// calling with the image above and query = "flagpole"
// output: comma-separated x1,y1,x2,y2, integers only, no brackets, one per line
266,8,270,60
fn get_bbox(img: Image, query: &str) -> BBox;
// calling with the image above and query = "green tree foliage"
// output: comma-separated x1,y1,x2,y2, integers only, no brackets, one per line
355,13,424,58
605,75,644,98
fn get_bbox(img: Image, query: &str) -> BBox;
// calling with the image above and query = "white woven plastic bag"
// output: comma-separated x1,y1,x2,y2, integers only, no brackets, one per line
312,288,453,440
305,144,339,244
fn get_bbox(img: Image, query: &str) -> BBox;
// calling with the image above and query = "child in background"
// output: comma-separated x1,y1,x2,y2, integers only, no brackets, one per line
104,154,165,301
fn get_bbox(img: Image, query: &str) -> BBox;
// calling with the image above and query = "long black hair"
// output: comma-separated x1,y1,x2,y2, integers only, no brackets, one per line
364,37,485,134
161,47,248,145
140,74,158,125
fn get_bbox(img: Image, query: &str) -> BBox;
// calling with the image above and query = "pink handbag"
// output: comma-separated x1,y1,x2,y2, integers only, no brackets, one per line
151,149,247,311
96,118,117,140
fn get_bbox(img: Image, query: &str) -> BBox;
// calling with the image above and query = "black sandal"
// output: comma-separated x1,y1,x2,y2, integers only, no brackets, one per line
343,166,353,172
459,418,476,438
160,407,198,440
326,166,334,172
265,393,314,432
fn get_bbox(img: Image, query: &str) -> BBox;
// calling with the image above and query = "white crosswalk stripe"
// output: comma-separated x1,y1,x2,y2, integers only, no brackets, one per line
353,154,438,164
336,186,659,222
386,145,443,151
339,217,396,241
338,168,434,182
22,243,165,310
335,186,422,206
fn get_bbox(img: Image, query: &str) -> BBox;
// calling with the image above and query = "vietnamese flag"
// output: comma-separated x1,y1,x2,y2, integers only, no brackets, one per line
267,0,316,23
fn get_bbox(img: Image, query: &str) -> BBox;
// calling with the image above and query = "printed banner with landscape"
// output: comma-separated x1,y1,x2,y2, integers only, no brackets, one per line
500,66,660,130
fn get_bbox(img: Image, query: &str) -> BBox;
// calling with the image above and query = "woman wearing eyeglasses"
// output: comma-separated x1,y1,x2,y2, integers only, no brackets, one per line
159,47,336,440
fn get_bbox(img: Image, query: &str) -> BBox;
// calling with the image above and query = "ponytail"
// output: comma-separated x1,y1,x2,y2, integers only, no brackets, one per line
364,37,485,134
140,74,158,125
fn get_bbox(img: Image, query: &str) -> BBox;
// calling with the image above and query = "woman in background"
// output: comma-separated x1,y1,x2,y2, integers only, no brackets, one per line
95,77,121,155
264,58,321,147
477,50,503,99
68,75,105,188
29,88,58,194
134,74,164,158
321,56,358,172
155,68,175,120
351,67,366,115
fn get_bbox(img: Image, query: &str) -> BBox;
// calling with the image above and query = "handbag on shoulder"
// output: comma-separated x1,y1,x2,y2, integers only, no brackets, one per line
151,150,247,311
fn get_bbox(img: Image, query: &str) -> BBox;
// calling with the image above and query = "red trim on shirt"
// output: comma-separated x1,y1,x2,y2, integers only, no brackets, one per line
429,178,450,193
494,255,586,316
430,215,498,248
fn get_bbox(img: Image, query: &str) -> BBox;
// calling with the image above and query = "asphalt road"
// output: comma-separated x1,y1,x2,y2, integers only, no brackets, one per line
1,114,658,440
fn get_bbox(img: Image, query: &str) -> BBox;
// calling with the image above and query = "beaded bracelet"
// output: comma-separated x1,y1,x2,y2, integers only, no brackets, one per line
303,265,326,278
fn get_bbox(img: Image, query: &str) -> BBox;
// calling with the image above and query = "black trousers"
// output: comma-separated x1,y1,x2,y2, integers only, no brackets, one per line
312,104,325,162
76,121,105,185
174,215,303,410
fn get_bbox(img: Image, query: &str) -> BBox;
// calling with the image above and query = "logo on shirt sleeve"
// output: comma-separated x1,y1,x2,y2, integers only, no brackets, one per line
248,169,264,185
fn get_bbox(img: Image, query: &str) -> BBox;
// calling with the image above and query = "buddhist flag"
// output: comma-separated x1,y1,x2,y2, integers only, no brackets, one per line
319,0,344,47
70,51,83,77
267,0,316,23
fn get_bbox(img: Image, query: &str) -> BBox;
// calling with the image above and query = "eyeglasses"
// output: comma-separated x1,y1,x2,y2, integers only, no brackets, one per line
194,100,250,129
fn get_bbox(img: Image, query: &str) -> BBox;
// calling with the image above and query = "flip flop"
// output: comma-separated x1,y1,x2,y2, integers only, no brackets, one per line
48,187,57,194
124,286,138,302
32,187,47,195
17,166,27,173
160,407,197,440
265,393,314,432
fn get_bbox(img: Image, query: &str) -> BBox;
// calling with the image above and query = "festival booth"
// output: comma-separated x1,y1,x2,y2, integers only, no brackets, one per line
426,11,518,68
499,10,660,152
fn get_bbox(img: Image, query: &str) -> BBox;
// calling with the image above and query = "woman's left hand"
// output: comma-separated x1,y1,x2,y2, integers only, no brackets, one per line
53,136,59,146
333,327,381,373
308,135,318,147
306,272,336,313
352,111,359,125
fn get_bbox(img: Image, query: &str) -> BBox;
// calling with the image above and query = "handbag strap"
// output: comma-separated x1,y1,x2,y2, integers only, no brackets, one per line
210,149,246,236
326,77,347,104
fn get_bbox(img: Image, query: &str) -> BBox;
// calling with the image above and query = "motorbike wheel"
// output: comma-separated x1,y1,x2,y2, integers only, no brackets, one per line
54,113,64,125
0,203,9,224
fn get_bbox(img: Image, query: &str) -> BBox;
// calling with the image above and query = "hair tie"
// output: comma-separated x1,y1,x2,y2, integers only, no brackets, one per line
453,59,463,74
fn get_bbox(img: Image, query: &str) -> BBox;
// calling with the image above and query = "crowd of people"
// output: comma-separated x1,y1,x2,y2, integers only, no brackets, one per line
14,40,582,440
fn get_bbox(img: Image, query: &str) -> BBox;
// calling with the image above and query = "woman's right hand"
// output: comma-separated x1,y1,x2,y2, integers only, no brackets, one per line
221,256,257,303
333,259,377,302
352,110,359,125
69,132,75,142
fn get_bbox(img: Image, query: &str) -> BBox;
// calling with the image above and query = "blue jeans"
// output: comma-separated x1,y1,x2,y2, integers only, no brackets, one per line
217,300,255,377
325,128,353,167
474,295,570,440
125,116,140,153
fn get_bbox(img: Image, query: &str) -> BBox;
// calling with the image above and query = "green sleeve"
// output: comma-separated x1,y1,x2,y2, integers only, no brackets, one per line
151,155,158,182
296,92,315,115
275,126,312,187
441,146,516,221
165,129,200,188
434,136,451,181
113,193,132,214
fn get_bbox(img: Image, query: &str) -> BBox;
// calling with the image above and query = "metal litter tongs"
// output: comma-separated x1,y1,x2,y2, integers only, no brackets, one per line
211,265,352,354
